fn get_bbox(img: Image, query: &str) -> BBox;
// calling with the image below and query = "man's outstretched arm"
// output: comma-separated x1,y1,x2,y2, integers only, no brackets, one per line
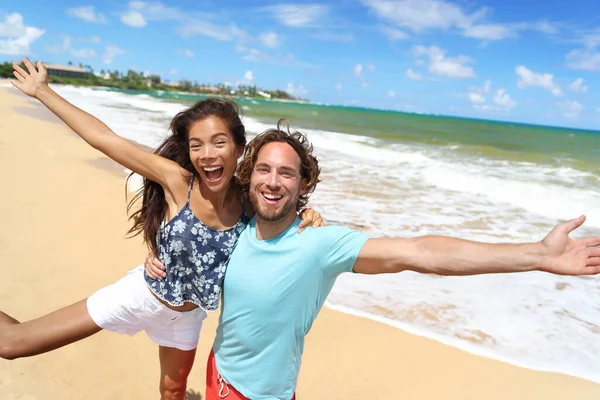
353,215,600,276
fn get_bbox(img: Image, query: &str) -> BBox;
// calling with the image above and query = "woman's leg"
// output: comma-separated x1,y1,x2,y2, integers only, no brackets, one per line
158,345,197,400
0,299,101,360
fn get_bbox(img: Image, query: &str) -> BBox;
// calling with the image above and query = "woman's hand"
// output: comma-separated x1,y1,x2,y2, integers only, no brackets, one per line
298,208,324,233
145,252,167,280
11,58,49,98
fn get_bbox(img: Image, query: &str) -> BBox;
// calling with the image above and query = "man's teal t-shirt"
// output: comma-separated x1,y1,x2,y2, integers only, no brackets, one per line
213,216,369,400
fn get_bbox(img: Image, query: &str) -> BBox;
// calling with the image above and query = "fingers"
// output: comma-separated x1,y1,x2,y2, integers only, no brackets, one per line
587,257,600,268
13,64,28,80
145,265,160,280
10,80,22,90
583,236,600,248
144,253,166,280
13,71,25,83
311,215,323,228
588,247,600,258
145,263,166,280
562,215,586,233
583,264,600,275
37,60,46,73
22,58,37,74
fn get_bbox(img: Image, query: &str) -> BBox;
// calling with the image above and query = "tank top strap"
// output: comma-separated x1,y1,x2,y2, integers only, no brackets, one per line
187,176,194,202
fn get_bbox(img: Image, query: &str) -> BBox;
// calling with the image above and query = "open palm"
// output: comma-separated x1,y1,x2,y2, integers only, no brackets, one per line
541,215,600,275
11,58,48,98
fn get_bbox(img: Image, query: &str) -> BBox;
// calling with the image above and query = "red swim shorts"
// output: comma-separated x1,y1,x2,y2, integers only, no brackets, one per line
205,349,296,400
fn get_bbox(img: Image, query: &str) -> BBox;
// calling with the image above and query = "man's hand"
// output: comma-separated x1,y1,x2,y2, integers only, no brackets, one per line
540,215,600,275
145,253,167,280
11,58,49,98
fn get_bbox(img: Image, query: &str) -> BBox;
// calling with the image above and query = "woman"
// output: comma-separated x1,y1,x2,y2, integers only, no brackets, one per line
1,58,322,399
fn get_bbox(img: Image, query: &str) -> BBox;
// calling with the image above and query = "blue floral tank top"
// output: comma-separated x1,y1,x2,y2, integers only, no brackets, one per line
145,178,250,311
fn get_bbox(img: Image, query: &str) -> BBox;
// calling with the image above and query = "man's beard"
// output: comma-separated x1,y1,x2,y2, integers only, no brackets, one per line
249,191,297,222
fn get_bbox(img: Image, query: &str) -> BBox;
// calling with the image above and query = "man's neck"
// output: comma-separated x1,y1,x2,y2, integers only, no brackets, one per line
255,212,298,240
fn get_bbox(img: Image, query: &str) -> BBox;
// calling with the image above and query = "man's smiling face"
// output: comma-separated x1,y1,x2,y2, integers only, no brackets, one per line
249,141,305,222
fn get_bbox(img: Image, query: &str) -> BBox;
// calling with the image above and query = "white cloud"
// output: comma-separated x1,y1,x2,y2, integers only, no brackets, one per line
362,0,476,32
468,92,485,104
406,68,424,80
380,26,409,41
66,6,107,23
102,44,127,64
467,81,516,112
516,65,562,96
366,63,375,71
532,20,558,34
387,90,396,97
259,31,279,48
237,47,318,69
78,35,102,43
127,1,185,21
462,24,513,40
353,64,363,78
568,78,588,93
362,0,557,42
44,35,97,58
240,47,268,62
169,68,177,75
556,100,583,118
406,68,424,81
287,83,308,96
413,45,475,78
178,21,251,43
0,13,45,55
335,83,342,91
71,48,97,58
45,36,71,54
493,88,516,108
565,48,600,71
175,48,194,58
121,11,146,27
244,70,254,81
267,4,328,27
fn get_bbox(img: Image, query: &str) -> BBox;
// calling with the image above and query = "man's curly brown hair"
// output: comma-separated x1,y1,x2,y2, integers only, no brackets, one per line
236,118,321,211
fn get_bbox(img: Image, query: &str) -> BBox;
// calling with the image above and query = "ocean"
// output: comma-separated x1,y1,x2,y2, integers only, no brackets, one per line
28,85,600,383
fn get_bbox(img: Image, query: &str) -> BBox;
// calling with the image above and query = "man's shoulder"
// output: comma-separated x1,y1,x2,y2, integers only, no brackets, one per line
298,225,363,242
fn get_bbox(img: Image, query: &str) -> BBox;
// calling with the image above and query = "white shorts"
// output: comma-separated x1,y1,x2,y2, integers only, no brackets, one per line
86,266,207,351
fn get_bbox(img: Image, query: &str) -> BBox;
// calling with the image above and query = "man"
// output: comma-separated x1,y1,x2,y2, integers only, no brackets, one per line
148,121,600,400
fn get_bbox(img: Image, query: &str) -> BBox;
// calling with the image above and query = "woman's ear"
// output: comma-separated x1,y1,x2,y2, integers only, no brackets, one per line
236,146,245,159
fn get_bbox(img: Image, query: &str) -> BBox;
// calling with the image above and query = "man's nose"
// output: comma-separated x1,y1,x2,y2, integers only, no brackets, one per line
266,171,280,189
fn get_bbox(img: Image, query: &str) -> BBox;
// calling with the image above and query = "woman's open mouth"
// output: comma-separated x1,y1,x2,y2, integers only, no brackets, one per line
203,166,224,182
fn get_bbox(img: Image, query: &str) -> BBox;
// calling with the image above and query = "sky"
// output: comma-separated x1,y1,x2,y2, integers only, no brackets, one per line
1,0,600,130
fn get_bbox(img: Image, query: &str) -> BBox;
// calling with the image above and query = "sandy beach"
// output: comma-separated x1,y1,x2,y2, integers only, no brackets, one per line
1,84,599,400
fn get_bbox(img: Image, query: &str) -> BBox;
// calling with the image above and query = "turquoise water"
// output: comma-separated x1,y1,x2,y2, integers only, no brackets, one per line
108,88,600,171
